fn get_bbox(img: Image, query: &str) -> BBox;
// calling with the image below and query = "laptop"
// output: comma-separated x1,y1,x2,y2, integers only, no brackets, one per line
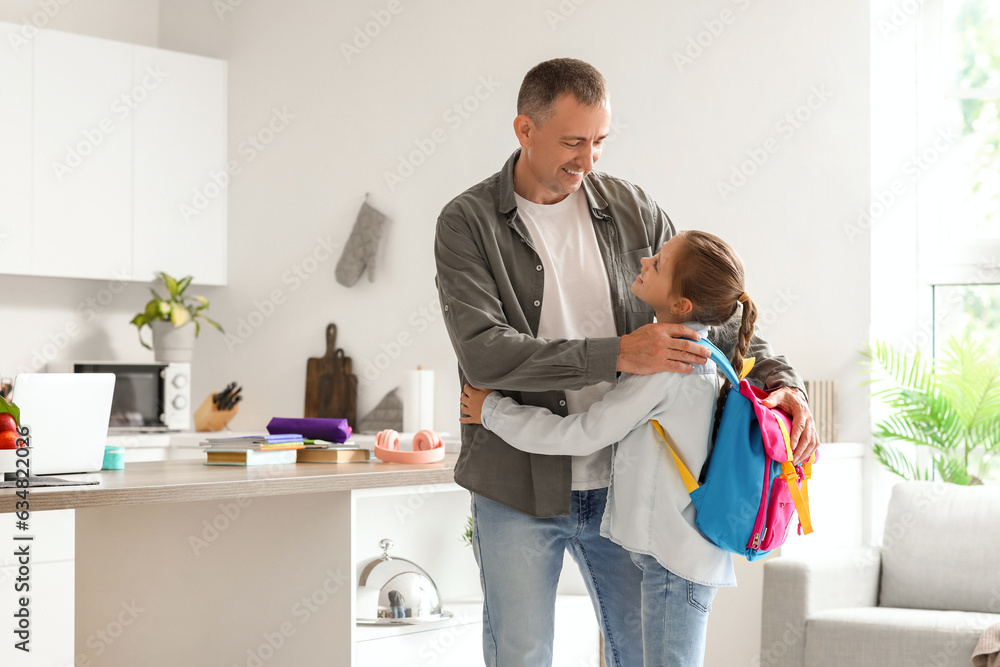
9,373,116,475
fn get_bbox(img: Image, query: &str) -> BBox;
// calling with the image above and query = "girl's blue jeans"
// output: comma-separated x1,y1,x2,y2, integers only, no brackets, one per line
471,489,718,667
629,551,718,667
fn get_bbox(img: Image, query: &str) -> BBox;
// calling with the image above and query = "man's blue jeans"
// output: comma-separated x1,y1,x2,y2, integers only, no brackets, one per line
470,489,643,667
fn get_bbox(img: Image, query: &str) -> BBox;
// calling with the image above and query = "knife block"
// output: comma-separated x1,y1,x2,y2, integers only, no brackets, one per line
194,394,239,432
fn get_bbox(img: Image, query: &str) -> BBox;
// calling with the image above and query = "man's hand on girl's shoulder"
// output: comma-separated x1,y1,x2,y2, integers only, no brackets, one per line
617,323,711,375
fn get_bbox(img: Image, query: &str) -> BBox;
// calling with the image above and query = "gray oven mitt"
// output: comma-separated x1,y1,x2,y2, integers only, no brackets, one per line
335,198,389,287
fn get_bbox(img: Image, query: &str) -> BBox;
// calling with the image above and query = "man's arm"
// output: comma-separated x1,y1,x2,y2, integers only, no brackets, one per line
435,208,619,392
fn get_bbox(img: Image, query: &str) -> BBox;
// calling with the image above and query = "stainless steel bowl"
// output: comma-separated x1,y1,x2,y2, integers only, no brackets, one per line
356,539,453,625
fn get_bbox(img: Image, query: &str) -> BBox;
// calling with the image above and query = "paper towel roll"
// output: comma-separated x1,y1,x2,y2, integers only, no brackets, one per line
402,369,434,433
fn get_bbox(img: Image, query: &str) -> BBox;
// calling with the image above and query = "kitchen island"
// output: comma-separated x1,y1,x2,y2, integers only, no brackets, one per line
0,455,468,666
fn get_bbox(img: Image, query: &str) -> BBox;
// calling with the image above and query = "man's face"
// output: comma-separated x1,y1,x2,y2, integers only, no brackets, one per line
513,93,611,205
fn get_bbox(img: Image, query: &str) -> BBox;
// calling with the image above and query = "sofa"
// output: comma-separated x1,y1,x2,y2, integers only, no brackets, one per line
760,481,1000,667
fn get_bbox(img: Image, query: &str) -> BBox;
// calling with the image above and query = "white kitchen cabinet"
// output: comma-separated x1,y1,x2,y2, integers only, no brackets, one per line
0,509,75,667
32,29,134,280
0,561,74,667
0,24,227,285
132,47,228,286
0,23,34,276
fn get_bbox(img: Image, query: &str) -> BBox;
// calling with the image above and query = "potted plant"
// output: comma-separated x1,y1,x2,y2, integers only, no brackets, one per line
130,272,223,362
865,333,1000,485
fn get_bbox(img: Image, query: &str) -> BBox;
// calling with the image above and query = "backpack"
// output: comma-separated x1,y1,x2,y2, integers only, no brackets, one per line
652,338,814,561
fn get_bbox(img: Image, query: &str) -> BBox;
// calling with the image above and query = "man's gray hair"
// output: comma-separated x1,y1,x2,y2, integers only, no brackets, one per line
516,58,609,126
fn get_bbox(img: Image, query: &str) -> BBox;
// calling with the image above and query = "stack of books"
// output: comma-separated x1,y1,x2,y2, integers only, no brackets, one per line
297,439,370,464
202,433,305,466
201,435,371,466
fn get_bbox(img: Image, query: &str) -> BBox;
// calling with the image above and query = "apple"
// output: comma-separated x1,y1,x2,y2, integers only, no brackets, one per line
0,413,16,433
0,430,19,450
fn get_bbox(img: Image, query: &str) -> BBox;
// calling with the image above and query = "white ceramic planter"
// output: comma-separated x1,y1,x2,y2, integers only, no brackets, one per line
151,320,196,362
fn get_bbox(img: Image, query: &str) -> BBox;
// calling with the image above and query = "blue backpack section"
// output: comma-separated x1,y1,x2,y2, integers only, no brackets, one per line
689,338,783,561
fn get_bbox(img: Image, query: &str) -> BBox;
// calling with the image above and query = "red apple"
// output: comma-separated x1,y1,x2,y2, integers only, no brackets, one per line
0,430,19,450
0,413,17,433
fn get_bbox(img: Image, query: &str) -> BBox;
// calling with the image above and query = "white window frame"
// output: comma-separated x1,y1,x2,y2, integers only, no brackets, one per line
916,0,1000,296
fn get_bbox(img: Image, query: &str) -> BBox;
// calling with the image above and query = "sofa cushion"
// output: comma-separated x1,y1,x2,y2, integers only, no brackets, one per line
879,481,1000,613
804,607,1000,667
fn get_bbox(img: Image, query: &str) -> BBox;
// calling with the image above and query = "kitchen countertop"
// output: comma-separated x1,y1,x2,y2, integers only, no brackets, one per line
0,453,458,513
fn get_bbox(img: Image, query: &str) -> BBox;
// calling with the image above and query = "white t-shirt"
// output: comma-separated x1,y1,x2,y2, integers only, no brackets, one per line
514,189,617,490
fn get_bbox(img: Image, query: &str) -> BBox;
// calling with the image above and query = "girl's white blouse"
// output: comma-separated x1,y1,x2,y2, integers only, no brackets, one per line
480,324,737,587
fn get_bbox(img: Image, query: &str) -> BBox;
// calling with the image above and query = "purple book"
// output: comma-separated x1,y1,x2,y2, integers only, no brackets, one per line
267,417,352,443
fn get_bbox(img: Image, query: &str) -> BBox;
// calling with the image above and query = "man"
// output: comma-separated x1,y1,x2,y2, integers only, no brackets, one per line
434,58,818,666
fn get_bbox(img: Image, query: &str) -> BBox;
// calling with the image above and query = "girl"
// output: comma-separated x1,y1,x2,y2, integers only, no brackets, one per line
459,230,758,667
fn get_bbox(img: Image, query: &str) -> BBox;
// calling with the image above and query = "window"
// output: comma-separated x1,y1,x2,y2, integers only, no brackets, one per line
918,0,1000,278
921,1,1000,484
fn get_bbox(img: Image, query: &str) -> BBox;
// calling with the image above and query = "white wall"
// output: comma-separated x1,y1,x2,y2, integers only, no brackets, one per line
0,1,871,665
869,0,922,546
0,0,158,46
153,0,872,446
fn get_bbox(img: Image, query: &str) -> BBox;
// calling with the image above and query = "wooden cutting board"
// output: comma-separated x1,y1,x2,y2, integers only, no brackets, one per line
304,323,358,426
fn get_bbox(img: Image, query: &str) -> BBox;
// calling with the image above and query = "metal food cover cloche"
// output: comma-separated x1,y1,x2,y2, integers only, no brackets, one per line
356,539,452,625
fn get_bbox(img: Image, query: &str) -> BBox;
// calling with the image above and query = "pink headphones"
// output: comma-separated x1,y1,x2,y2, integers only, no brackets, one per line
373,429,446,464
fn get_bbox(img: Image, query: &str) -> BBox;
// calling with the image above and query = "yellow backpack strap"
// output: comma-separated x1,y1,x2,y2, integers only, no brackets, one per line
800,455,814,517
773,413,814,535
651,420,699,494
740,357,755,380
781,461,813,535
774,410,795,463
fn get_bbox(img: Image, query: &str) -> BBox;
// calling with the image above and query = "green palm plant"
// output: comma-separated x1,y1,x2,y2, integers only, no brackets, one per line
865,334,1000,485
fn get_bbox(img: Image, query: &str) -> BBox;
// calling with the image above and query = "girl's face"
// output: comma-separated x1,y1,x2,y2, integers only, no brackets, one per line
630,236,692,321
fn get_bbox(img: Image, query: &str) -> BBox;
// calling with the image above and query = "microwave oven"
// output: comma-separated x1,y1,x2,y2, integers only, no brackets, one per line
46,361,191,431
